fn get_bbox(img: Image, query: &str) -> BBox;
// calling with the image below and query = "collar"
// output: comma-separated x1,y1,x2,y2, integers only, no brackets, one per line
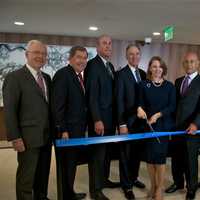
128,64,138,72
26,64,39,79
99,55,109,65
186,71,198,80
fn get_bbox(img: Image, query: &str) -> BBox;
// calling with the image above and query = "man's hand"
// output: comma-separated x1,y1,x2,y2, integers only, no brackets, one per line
12,138,25,152
148,112,162,125
137,106,147,119
119,126,128,135
61,131,69,139
95,121,104,135
186,123,198,135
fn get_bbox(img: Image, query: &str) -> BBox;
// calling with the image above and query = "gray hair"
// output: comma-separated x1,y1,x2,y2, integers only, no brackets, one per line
26,40,46,51
126,43,141,54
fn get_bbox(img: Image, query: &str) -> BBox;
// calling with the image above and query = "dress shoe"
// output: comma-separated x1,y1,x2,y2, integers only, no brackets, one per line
90,191,110,200
123,189,135,200
103,179,121,188
186,190,196,200
72,192,86,200
198,182,200,188
132,179,145,189
165,183,184,193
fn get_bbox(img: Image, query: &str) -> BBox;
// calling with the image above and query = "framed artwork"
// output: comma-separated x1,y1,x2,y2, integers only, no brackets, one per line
0,43,96,106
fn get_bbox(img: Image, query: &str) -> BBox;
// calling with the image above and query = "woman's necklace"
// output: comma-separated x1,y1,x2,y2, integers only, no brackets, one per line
152,80,163,87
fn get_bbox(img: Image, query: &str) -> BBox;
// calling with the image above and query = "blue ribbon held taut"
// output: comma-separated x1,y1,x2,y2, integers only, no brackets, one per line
55,130,200,147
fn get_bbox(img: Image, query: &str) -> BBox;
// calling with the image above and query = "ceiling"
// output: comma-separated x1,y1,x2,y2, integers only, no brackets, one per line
1,0,200,44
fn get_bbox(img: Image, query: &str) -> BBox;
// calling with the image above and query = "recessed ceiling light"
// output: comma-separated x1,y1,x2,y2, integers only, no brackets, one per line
153,32,161,36
89,26,98,31
14,21,24,26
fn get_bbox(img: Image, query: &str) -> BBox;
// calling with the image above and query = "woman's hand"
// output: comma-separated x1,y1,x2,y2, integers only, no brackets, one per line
137,106,147,119
119,126,128,135
148,112,162,124
61,131,69,139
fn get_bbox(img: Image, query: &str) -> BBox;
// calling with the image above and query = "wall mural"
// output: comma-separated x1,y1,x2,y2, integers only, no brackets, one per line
0,43,96,106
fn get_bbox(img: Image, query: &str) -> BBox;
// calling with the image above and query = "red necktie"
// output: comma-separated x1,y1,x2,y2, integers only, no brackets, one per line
77,73,85,93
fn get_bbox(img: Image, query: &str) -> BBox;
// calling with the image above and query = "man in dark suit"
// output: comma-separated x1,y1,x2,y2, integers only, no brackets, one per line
116,44,146,200
84,35,118,200
52,46,88,200
166,52,200,200
3,40,52,200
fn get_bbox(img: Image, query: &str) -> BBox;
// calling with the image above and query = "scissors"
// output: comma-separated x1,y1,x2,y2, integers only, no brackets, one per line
145,117,161,143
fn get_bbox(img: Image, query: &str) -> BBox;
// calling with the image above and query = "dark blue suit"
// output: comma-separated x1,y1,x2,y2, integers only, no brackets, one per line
52,65,87,199
116,65,146,189
85,55,116,194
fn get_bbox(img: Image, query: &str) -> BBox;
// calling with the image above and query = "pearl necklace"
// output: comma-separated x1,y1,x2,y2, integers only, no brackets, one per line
152,80,163,87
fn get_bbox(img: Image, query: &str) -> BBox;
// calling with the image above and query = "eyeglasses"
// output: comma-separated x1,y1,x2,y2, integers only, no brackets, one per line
183,60,197,65
27,51,47,57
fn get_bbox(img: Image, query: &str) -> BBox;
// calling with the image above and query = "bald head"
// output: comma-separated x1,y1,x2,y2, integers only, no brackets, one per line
96,35,112,60
25,40,47,71
183,52,199,75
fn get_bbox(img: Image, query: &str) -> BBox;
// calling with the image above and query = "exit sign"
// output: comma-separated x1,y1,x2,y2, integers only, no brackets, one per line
164,26,174,41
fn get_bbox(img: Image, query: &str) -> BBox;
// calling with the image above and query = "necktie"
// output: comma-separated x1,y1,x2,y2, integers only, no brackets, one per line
37,71,45,96
77,73,85,92
105,62,114,79
135,68,141,83
181,75,190,96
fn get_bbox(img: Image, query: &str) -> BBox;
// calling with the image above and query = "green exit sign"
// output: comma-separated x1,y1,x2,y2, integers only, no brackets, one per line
163,26,174,41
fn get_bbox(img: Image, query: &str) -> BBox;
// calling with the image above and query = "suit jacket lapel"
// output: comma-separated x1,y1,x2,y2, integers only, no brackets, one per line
177,77,184,92
186,74,200,94
125,65,137,83
68,65,85,95
179,74,200,98
22,66,48,103
96,55,113,77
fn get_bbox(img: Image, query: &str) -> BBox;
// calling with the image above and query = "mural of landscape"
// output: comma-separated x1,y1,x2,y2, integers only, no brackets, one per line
0,43,96,106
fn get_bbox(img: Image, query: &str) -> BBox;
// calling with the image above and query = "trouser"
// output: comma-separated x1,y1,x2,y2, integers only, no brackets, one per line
16,144,52,200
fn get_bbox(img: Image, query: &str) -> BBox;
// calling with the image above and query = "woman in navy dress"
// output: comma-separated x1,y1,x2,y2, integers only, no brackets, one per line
137,56,176,200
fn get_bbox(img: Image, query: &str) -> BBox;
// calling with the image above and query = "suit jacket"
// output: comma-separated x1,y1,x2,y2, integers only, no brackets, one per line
52,65,87,138
116,65,146,130
175,74,200,132
84,55,116,132
3,65,51,148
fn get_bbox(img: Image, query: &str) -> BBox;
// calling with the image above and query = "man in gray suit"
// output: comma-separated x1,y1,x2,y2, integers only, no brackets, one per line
3,40,52,200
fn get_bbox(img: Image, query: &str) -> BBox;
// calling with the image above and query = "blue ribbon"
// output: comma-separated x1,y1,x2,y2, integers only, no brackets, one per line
55,130,200,147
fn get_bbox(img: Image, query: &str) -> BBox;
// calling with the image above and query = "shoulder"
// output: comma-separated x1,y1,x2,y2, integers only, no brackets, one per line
85,56,103,76
141,79,150,85
175,76,184,84
42,71,51,81
164,80,175,87
55,66,69,75
139,80,151,89
53,66,69,81
118,65,129,74
195,74,200,81
87,55,101,67
139,68,146,74
4,66,25,81
115,67,126,80
115,66,129,80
